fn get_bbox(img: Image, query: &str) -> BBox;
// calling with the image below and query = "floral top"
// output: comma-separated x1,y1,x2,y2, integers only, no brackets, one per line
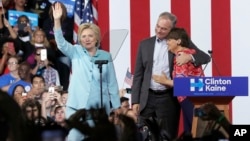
173,49,204,102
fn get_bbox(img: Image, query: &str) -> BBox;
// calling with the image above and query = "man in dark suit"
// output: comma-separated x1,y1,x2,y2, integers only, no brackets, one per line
131,12,210,140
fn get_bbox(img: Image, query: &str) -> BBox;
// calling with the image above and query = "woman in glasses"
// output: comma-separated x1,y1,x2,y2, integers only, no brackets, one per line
0,55,20,91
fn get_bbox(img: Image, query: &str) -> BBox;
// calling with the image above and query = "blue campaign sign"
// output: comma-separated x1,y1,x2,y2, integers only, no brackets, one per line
8,10,38,28
174,77,248,96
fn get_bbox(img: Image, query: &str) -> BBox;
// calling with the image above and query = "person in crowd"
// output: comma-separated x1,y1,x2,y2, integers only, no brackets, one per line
23,29,55,68
118,114,142,141
41,89,63,121
16,15,33,40
0,0,14,38
7,61,32,95
35,48,60,86
60,90,68,107
21,98,42,124
11,84,27,106
120,96,130,113
152,27,205,133
0,55,21,91
54,106,66,127
21,98,46,140
131,11,211,140
124,109,138,123
2,14,37,65
0,89,29,141
42,57,60,87
43,1,73,90
30,29,50,49
5,15,34,42
9,0,30,12
43,1,73,43
2,16,20,39
2,15,41,64
31,47,60,87
27,74,46,101
0,37,20,75
28,0,52,27
52,2,120,140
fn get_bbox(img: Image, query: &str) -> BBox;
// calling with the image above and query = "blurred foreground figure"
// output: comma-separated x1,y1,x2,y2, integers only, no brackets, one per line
66,108,117,141
175,102,230,141
0,90,28,141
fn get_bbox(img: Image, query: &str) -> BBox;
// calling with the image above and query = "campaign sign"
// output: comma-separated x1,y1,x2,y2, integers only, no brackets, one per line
174,77,248,96
8,10,38,28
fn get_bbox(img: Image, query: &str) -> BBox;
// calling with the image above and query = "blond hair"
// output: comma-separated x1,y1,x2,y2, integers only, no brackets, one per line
77,23,101,47
30,29,50,48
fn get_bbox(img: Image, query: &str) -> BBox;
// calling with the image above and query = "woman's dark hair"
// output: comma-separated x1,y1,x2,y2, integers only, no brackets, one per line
17,15,30,24
119,114,140,141
166,27,189,47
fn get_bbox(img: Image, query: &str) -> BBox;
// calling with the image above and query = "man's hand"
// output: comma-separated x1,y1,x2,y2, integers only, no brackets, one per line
132,104,140,116
119,89,126,97
176,52,192,66
152,72,168,84
152,72,173,86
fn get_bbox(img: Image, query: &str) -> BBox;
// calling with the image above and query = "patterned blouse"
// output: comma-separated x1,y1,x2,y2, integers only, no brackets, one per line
173,49,204,102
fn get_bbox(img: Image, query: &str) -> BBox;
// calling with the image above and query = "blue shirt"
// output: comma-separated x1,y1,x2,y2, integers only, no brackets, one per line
54,28,120,113
0,73,17,88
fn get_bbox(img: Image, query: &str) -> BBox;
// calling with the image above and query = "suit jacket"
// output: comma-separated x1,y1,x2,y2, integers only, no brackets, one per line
131,36,210,112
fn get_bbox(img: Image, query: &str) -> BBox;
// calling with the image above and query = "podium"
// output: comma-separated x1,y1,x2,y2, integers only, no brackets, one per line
174,77,248,138
188,96,234,137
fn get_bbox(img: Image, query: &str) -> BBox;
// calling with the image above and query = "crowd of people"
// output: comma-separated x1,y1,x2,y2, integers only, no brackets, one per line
0,0,231,141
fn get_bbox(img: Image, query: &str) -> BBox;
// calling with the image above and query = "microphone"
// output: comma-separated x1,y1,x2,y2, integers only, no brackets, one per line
208,50,213,54
207,50,222,76
95,60,109,108
94,60,108,65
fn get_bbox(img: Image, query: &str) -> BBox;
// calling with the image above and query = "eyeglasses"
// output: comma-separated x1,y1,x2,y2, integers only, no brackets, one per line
8,62,18,65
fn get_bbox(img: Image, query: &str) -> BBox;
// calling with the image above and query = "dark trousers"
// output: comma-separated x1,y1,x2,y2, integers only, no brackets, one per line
139,89,180,140
180,98,194,133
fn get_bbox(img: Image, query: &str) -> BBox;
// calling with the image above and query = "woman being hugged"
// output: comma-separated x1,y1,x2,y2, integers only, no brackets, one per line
52,2,120,140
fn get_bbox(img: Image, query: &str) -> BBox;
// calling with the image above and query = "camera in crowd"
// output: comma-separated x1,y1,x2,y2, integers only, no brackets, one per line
194,107,207,117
